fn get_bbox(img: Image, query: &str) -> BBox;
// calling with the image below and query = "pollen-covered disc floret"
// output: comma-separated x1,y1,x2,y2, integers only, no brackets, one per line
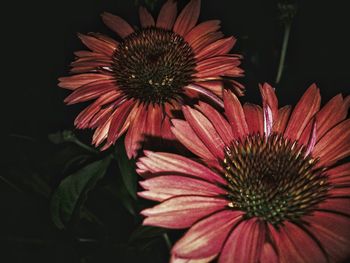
224,133,330,225
113,28,196,103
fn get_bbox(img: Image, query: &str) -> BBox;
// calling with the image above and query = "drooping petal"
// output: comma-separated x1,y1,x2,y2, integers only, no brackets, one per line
304,211,350,263
195,56,241,79
223,90,249,139
196,101,234,145
313,119,350,167
145,104,163,139
92,116,112,146
326,163,350,185
171,119,216,160
156,0,177,29
141,196,228,229
243,103,263,135
137,151,226,184
284,84,321,141
183,106,225,159
58,73,112,90
124,103,147,159
195,37,236,61
139,6,155,28
219,219,265,263
314,94,348,141
316,198,350,216
269,221,327,263
185,20,221,45
78,33,116,56
101,12,134,38
259,243,278,263
170,254,217,263
172,210,244,259
173,0,201,36
139,175,226,201
63,80,118,105
106,100,135,145
190,31,225,55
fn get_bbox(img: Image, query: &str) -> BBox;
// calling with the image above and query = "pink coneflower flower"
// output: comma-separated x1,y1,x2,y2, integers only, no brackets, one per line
58,0,243,158
138,84,350,262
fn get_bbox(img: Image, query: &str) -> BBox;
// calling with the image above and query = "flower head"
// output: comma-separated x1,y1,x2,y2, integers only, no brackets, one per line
58,0,243,158
138,84,350,262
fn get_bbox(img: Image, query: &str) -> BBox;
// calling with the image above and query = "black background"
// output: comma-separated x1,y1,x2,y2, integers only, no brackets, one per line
2,0,350,262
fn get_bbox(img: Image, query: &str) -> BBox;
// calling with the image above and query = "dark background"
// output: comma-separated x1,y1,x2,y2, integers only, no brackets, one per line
2,0,350,262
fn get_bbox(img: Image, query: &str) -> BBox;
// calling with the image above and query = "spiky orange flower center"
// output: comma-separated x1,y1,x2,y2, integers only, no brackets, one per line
223,133,330,226
112,28,196,104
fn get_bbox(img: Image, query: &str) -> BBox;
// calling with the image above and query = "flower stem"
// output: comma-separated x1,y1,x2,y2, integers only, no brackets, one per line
275,22,291,84
163,233,172,251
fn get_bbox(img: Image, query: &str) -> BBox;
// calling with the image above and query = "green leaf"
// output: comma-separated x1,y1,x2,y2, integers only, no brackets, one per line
50,156,111,229
115,140,138,200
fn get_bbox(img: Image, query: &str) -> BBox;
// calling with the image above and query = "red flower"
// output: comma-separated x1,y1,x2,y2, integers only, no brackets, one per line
58,0,243,158
138,84,350,262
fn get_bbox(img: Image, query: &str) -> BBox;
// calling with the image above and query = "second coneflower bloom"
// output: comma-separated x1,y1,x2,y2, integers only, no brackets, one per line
58,0,243,158
138,84,350,262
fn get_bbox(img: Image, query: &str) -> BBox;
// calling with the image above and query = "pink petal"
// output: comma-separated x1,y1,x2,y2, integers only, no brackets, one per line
260,243,278,263
92,116,112,146
172,210,244,258
263,104,273,137
315,94,348,141
243,103,263,135
284,84,321,141
196,101,234,145
195,56,241,79
304,211,350,263
313,119,350,167
219,218,265,263
171,119,216,160
190,31,224,55
106,100,134,144
316,198,350,216
185,20,221,45
101,12,134,38
142,196,228,229
183,106,225,159
272,105,291,133
137,151,226,184
326,163,350,185
139,6,155,28
194,81,223,97
160,115,177,142
183,84,224,108
58,73,112,90
144,104,163,138
259,83,278,122
170,254,217,263
173,0,201,36
269,221,327,263
304,118,317,156
196,36,236,61
139,175,226,201
156,0,177,29
223,90,249,139
78,33,116,56
124,104,147,159
64,80,118,105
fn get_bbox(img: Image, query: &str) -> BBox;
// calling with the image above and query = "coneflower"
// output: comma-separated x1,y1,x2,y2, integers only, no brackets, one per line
58,0,243,158
138,84,350,263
